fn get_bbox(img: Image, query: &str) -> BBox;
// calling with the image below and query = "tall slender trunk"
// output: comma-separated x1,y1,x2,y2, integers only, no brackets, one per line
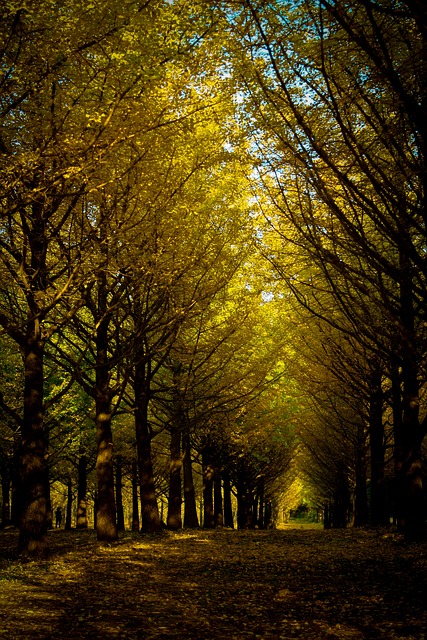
354,422,369,527
65,477,72,530
131,460,140,531
1,467,11,525
182,433,199,528
257,479,265,529
115,455,125,532
222,470,234,528
167,429,182,530
369,367,388,526
214,472,223,527
76,455,88,529
236,470,247,529
390,356,404,528
134,359,162,533
11,434,21,528
202,447,214,529
18,318,48,556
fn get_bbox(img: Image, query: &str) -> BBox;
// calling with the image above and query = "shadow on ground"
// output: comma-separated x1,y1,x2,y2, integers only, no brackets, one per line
1,528,426,639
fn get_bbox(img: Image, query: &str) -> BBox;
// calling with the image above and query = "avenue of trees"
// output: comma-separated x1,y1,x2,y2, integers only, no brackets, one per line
1,0,426,555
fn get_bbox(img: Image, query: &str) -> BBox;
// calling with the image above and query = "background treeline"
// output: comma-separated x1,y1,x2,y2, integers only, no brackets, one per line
0,0,426,555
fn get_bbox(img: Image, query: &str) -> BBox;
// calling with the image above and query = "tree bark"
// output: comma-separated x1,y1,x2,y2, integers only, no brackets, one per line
354,423,369,527
397,252,425,540
214,472,223,527
182,433,199,528
222,470,234,528
167,429,182,530
134,359,162,533
236,470,248,530
76,455,88,529
11,434,21,528
202,447,215,529
94,292,117,542
1,466,11,526
65,477,73,530
115,455,125,532
131,460,140,531
257,479,265,529
390,356,404,528
369,367,388,527
18,318,48,556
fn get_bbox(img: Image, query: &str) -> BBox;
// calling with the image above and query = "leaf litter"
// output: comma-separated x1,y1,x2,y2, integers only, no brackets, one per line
0,527,426,639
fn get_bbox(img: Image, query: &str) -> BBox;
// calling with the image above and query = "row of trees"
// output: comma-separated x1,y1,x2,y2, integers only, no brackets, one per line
221,0,427,539
0,0,296,555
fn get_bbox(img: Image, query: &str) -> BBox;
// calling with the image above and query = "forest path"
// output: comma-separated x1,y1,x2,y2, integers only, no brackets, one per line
0,527,426,639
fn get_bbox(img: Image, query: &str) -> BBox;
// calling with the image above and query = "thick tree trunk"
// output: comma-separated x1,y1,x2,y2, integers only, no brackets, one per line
214,472,223,527
18,322,49,556
222,470,234,528
369,368,388,526
76,455,88,529
94,301,117,542
137,430,161,533
134,360,162,533
115,455,125,532
182,434,199,528
167,429,182,530
95,390,117,541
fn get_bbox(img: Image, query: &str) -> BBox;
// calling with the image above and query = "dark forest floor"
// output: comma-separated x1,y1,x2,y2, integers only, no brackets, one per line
0,526,426,639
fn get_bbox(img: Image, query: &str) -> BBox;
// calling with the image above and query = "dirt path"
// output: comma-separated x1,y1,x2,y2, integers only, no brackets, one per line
0,527,426,639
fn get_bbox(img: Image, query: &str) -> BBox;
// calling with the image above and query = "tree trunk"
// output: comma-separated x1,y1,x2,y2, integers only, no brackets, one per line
1,467,11,526
134,360,162,533
18,320,48,556
258,479,265,529
214,472,223,527
369,367,388,526
94,297,117,542
390,355,404,529
131,460,140,531
324,503,331,529
236,470,248,529
95,397,117,540
202,448,215,529
354,423,369,527
76,455,88,529
222,470,234,528
397,253,425,540
11,434,21,528
115,455,125,532
65,477,72,530
182,433,199,528
167,429,182,530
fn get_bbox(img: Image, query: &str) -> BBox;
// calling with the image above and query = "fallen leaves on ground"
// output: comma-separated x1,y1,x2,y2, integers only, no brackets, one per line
0,527,426,639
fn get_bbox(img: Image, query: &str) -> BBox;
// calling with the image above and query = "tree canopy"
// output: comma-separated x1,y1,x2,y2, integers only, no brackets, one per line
0,0,426,554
